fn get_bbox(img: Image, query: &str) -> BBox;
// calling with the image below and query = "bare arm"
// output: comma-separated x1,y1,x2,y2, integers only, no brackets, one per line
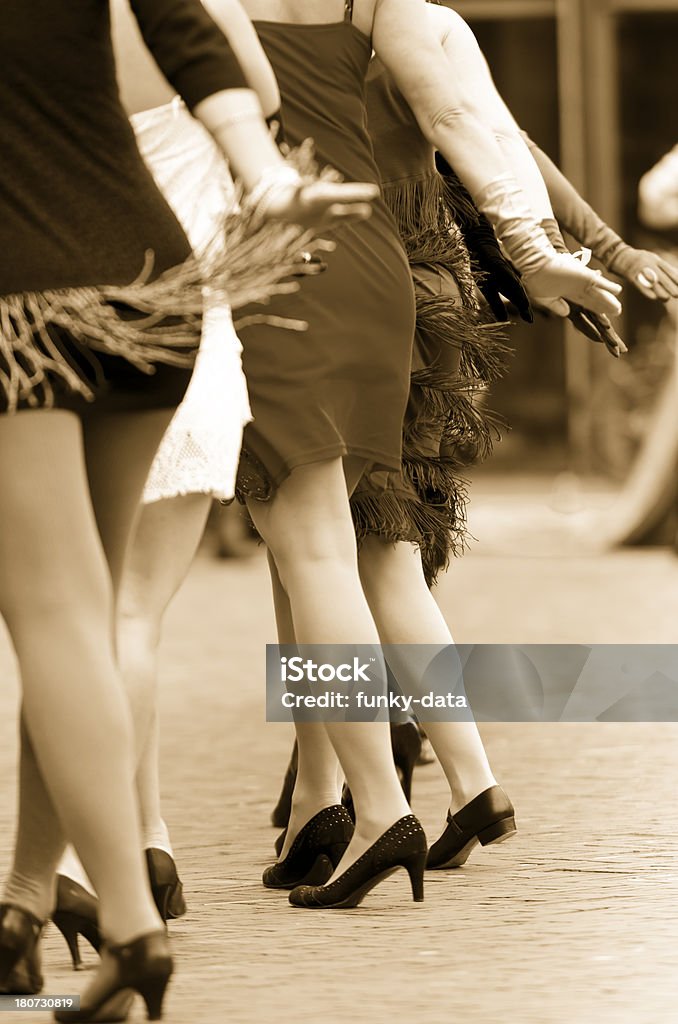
371,0,621,315
201,0,279,116
372,0,522,198
429,4,553,222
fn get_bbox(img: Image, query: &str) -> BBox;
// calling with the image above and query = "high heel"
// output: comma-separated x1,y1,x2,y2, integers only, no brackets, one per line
145,850,186,921
263,806,354,890
52,876,101,971
0,904,44,995
426,785,517,870
54,930,172,1022
390,722,421,804
289,814,427,909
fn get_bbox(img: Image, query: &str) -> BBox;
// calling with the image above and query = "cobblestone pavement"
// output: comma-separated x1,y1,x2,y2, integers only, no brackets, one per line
1,542,677,1024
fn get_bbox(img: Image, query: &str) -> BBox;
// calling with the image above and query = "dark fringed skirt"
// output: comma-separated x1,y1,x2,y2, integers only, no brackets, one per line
0,151,325,415
350,172,509,586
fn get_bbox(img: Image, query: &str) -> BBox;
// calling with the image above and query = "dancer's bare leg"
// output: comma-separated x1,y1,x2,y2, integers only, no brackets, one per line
267,552,342,859
247,458,410,878
57,491,212,881
359,536,496,813
0,407,169,941
118,492,211,763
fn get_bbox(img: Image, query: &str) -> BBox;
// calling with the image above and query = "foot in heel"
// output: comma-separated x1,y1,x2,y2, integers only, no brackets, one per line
289,815,427,909
54,930,172,1022
263,806,353,890
0,905,44,995
52,876,101,971
426,786,516,870
145,850,186,921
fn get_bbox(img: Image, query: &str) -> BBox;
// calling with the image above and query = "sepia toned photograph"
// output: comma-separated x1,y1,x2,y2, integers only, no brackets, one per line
0,1,677,1022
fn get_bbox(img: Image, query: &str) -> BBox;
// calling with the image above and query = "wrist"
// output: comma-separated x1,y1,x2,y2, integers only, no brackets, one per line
603,239,633,274
246,165,304,220
474,175,554,275
540,218,569,255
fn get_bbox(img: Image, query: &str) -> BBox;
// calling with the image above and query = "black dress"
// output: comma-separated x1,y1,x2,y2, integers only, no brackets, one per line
0,0,247,414
235,9,415,499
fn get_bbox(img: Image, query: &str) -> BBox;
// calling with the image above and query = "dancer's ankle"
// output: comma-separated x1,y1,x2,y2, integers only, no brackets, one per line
142,820,174,858
57,846,96,897
449,774,498,816
2,870,53,921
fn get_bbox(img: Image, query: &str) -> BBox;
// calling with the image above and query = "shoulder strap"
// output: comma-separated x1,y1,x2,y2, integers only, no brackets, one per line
344,0,354,23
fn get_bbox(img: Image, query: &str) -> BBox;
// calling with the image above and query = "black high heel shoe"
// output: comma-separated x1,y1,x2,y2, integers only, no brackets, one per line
263,806,354,890
54,930,172,1023
426,785,516,869
145,850,186,922
52,876,101,971
0,904,44,995
289,814,427,909
272,724,421,832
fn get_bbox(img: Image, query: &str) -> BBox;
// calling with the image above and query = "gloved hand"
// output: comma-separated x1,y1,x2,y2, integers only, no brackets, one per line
434,152,532,322
607,246,678,302
538,220,627,356
521,133,678,302
566,303,627,358
461,214,533,323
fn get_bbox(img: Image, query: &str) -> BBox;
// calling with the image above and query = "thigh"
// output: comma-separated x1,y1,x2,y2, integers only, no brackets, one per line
245,458,357,564
0,409,112,621
82,407,175,597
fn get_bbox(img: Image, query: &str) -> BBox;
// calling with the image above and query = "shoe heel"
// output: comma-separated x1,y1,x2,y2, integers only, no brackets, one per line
52,915,81,970
303,855,334,886
401,850,426,903
152,885,172,923
137,968,172,1022
478,816,516,847
326,842,349,868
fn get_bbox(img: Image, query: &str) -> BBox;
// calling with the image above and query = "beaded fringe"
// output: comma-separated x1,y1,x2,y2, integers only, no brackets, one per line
0,141,329,412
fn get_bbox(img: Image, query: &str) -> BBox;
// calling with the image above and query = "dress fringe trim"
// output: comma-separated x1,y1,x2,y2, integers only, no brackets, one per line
0,142,331,412
351,171,509,585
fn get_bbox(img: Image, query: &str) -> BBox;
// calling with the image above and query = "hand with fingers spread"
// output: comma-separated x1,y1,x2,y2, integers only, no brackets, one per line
251,174,379,231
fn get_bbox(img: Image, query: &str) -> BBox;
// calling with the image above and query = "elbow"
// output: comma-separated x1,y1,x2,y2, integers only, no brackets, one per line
422,105,469,148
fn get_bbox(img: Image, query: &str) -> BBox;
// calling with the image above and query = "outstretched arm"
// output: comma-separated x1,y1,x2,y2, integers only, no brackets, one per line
372,0,621,317
429,3,554,223
525,133,678,301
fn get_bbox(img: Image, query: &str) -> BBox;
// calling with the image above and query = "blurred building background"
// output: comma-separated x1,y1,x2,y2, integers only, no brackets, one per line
445,0,678,540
